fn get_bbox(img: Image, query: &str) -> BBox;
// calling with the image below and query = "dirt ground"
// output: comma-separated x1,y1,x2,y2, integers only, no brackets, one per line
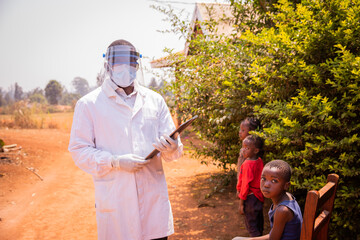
0,128,270,240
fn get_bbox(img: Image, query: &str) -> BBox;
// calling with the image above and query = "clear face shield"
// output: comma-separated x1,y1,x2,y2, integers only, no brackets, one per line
104,45,144,87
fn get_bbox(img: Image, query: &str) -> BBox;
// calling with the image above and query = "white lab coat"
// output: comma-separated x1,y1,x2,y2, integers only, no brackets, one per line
68,78,183,240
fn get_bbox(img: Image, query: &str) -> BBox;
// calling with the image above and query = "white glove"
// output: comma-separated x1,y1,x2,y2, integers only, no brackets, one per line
152,134,179,154
111,154,149,172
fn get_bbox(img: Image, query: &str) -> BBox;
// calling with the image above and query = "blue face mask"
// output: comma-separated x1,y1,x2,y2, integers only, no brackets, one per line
110,65,137,87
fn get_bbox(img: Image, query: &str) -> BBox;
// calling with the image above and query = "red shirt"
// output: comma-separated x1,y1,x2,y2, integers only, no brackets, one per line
237,157,264,202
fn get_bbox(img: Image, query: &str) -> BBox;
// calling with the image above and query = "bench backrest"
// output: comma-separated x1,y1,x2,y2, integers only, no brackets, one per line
300,173,339,240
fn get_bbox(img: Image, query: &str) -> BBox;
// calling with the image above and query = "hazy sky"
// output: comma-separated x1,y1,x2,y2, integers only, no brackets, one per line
0,0,226,92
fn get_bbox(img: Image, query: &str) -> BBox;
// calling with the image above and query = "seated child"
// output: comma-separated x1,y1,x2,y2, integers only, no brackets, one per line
237,135,265,237
233,160,303,240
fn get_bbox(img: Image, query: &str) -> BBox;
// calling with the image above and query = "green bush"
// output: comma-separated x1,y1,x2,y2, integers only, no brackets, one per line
246,1,360,238
158,0,359,238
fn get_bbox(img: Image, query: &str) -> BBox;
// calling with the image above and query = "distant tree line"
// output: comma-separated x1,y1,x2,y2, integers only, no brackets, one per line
0,77,94,109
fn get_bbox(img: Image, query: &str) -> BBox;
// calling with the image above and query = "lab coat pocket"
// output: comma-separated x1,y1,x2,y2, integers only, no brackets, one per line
142,117,158,139
140,108,159,139
94,178,116,212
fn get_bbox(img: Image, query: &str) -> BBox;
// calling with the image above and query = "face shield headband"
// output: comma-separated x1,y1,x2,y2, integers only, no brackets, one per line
105,45,141,70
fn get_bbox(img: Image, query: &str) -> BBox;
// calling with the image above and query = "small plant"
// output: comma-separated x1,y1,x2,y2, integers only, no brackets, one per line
47,121,59,129
12,101,37,128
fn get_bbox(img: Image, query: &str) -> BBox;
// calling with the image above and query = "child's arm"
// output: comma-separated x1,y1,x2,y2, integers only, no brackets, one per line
237,162,254,210
238,199,245,215
268,205,294,240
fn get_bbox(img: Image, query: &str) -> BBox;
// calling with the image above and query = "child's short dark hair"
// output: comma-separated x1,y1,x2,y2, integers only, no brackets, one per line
264,160,292,182
244,135,264,158
242,117,262,131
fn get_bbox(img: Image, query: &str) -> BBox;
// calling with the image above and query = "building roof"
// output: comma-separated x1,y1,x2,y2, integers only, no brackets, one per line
150,3,234,68
184,3,233,55
150,50,185,69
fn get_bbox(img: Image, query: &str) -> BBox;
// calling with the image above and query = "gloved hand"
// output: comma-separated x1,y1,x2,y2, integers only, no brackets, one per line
152,133,179,154
111,154,149,172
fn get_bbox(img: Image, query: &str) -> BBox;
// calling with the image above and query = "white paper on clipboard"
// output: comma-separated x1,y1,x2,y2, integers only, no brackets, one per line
145,115,198,159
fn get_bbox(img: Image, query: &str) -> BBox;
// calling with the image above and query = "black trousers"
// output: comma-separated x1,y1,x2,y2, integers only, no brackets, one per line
244,194,264,237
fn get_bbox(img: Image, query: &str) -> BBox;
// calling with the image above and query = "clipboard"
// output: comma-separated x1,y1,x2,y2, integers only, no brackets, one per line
145,115,198,159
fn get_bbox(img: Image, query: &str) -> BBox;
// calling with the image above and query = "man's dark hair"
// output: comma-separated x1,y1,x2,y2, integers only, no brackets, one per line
264,160,292,182
108,39,135,49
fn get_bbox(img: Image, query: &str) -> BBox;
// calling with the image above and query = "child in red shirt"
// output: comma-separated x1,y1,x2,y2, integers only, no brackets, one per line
237,135,264,237
236,118,262,198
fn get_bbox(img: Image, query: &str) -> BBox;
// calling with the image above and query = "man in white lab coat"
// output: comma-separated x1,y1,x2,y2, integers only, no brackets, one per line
68,39,183,240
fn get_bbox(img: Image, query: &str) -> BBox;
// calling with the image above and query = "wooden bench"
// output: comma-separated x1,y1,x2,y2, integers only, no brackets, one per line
300,173,339,240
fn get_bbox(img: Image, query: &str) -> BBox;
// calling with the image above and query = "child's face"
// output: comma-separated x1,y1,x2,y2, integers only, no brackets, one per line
239,122,250,141
260,167,289,199
241,139,259,160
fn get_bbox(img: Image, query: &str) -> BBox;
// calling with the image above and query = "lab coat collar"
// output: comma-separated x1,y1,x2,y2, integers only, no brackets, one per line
102,77,145,99
132,80,146,117
102,78,117,98
102,77,146,117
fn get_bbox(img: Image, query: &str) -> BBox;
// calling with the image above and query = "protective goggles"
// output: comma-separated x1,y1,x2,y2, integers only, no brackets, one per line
104,45,141,70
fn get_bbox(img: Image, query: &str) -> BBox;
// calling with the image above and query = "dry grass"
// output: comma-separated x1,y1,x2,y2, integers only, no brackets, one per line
40,112,74,131
0,112,74,131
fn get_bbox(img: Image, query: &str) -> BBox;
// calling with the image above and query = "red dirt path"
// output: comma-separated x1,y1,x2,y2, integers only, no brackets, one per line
0,128,269,240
